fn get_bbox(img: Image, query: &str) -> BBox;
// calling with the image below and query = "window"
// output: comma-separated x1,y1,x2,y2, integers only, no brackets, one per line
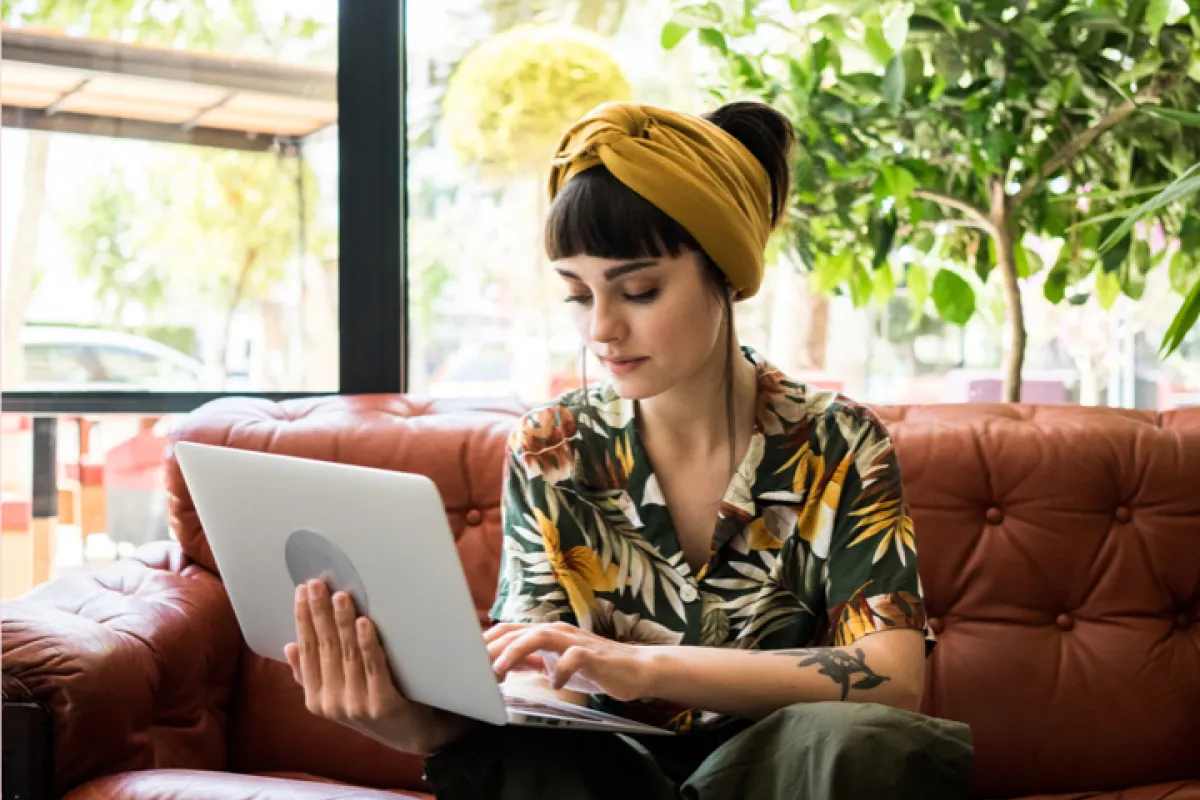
1,2,339,394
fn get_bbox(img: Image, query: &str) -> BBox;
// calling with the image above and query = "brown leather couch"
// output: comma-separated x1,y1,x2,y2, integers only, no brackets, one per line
3,396,1198,800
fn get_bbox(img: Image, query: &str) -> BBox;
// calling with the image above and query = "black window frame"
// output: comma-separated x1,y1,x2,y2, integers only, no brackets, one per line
1,0,407,417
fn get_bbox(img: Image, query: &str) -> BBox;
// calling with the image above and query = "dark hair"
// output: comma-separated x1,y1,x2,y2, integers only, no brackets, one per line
549,101,794,479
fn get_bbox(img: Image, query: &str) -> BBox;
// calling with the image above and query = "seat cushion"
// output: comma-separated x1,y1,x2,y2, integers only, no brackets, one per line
1012,780,1200,799
62,769,431,799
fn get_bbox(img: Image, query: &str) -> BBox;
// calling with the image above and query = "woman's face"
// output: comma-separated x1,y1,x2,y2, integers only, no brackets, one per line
554,250,727,399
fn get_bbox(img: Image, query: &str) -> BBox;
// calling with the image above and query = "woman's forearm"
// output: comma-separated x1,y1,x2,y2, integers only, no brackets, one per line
641,629,925,719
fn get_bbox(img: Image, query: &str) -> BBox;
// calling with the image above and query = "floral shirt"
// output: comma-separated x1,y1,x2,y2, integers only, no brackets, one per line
490,347,931,730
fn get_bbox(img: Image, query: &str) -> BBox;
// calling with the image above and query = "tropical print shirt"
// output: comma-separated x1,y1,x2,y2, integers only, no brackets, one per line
490,346,931,730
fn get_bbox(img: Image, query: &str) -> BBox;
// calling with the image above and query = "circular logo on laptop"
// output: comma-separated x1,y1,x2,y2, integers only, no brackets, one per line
284,528,370,614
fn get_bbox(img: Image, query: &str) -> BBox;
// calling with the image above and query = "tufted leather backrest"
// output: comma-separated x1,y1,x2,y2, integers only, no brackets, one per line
874,404,1200,798
167,398,1200,797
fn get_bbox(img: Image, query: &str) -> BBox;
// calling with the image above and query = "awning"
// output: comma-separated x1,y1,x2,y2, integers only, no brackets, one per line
1,26,337,152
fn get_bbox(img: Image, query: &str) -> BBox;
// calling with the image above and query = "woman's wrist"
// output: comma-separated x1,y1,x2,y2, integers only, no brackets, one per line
637,645,679,701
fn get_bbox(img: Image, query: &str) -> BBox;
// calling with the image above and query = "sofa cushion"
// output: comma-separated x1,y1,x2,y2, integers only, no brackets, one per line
61,769,429,799
1013,779,1200,799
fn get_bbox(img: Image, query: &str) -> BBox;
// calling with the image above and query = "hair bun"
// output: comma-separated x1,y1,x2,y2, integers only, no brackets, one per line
704,101,794,229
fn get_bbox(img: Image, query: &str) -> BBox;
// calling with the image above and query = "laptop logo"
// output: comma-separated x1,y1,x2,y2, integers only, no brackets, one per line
284,527,370,614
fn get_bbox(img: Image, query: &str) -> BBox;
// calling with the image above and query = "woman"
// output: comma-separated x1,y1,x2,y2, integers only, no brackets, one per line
285,100,974,798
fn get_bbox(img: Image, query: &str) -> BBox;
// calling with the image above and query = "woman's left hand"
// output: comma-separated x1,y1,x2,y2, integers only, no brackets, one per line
485,622,657,702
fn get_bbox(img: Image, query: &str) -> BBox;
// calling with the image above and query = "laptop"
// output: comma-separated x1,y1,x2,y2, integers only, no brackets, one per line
173,441,671,736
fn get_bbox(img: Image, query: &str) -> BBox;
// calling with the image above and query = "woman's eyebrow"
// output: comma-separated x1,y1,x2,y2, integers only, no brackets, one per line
554,259,660,282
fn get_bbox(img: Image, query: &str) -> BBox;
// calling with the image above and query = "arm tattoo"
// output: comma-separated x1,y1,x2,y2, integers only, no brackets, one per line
750,648,890,700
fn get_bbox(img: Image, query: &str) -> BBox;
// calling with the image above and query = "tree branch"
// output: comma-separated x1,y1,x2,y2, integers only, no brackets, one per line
1012,75,1179,208
897,219,987,237
911,189,996,234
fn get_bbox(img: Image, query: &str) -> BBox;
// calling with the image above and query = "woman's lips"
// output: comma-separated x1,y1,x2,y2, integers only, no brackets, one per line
603,357,648,376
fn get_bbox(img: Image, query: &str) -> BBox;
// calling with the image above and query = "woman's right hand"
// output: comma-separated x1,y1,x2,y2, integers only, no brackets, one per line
283,578,474,755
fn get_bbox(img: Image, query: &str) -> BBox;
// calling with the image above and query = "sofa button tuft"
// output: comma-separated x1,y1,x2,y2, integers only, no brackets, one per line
1055,613,1074,631
465,509,483,527
985,507,1004,525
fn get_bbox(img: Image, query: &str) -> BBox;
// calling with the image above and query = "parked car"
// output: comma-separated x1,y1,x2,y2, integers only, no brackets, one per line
17,326,205,392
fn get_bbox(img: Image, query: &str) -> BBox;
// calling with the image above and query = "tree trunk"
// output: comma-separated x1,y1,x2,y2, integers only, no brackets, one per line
2,132,51,389
990,179,1025,403
217,247,259,389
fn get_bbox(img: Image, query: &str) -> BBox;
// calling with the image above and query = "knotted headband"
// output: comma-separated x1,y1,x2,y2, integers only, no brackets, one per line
547,102,773,299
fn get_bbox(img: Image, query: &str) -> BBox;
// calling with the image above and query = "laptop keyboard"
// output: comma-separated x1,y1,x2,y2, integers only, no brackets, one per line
501,690,635,723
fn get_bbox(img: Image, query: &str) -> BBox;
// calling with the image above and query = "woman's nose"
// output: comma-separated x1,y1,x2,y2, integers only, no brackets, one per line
589,297,624,343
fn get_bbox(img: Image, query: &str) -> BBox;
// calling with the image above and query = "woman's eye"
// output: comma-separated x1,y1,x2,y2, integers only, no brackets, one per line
625,289,659,303
564,294,592,304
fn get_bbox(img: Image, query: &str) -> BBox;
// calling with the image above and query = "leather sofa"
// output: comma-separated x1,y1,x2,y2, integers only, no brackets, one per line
3,395,1198,799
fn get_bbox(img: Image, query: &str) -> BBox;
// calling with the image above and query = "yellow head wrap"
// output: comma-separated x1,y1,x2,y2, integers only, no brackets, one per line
547,102,773,299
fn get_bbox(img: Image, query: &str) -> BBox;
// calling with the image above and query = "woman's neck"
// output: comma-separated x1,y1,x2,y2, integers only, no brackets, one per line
636,342,758,459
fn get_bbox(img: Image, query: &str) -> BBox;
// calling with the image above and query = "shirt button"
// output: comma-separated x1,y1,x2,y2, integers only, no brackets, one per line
680,584,698,603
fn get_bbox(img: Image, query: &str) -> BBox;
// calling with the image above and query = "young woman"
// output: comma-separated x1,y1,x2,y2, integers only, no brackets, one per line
286,100,974,799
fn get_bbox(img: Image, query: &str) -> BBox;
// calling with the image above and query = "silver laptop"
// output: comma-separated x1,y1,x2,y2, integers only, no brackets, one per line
173,441,670,736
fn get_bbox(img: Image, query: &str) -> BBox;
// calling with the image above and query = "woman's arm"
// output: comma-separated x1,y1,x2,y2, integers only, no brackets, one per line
643,628,924,717
488,624,925,719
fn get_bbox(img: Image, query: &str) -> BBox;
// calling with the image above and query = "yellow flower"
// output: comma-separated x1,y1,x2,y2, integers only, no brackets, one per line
535,508,618,624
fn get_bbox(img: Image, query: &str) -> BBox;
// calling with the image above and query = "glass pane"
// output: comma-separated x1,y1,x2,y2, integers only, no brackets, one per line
1,2,339,393
1,412,184,598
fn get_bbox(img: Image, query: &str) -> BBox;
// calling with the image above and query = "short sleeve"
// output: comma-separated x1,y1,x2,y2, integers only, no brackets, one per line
488,419,579,626
823,411,933,653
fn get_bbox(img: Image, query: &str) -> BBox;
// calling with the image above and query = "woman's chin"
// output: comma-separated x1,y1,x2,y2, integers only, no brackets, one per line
607,372,661,401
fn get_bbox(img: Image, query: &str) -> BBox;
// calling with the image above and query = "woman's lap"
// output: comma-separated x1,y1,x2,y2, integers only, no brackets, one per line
422,703,973,800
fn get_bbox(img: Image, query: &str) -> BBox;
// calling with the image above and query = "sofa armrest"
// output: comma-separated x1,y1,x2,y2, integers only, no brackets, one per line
2,672,53,800
1,541,243,796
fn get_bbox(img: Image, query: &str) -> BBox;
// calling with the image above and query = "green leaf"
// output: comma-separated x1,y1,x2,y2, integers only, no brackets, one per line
1170,250,1199,294
1096,269,1121,310
929,74,947,101
1101,229,1132,273
881,163,917,204
1160,277,1200,357
849,261,874,306
906,264,929,324
698,27,728,54
864,25,893,65
977,238,993,282
882,56,906,109
661,21,690,49
1122,267,1147,300
932,269,976,324
1099,162,1200,252
882,2,912,52
873,264,897,305
1014,242,1030,278
1139,105,1200,127
1044,266,1069,303
872,212,898,269
1146,0,1170,36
